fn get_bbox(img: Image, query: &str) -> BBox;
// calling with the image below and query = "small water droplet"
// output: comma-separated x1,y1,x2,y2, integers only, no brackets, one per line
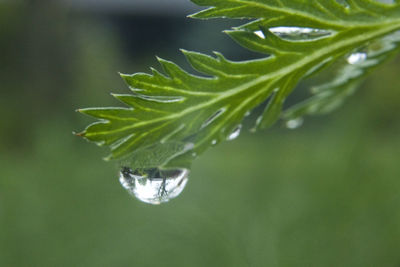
254,30,265,39
202,108,226,129
211,139,217,145
227,124,242,141
119,167,189,205
285,118,304,129
245,111,251,117
192,152,197,157
347,52,367,64
134,94,184,103
269,27,332,41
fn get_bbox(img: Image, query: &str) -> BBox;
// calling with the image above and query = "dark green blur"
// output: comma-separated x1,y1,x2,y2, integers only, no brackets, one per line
1,1,400,266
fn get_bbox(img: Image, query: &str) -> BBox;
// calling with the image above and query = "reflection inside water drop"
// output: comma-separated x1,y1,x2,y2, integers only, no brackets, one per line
347,52,367,64
286,118,304,129
119,167,189,205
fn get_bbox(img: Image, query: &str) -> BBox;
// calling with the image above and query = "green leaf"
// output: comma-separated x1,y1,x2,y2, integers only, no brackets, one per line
77,0,400,169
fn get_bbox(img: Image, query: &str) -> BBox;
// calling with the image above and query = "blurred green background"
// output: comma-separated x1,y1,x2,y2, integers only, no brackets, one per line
1,0,400,266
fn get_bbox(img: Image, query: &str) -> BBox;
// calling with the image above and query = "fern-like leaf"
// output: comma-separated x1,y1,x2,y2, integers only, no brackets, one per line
77,0,400,169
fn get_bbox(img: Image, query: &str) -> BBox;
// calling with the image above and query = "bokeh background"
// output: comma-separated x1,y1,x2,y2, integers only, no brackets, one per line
1,0,400,266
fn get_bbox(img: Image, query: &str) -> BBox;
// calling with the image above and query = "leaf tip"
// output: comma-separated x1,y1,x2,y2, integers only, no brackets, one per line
110,93,121,101
119,72,131,79
180,49,197,58
212,51,225,60
76,108,91,116
187,11,203,19
155,56,170,66
222,29,236,37
74,130,86,137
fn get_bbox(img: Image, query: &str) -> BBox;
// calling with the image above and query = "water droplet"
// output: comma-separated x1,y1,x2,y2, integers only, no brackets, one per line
347,52,367,64
254,30,265,39
227,124,242,141
269,27,332,41
211,139,217,145
202,108,226,129
133,94,184,103
245,111,251,117
285,118,304,129
191,152,197,157
119,167,189,205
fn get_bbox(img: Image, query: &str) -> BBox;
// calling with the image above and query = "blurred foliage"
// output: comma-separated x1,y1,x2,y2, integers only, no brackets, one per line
0,1,400,266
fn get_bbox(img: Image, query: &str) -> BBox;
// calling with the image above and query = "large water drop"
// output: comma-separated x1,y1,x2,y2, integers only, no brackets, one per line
119,167,189,205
